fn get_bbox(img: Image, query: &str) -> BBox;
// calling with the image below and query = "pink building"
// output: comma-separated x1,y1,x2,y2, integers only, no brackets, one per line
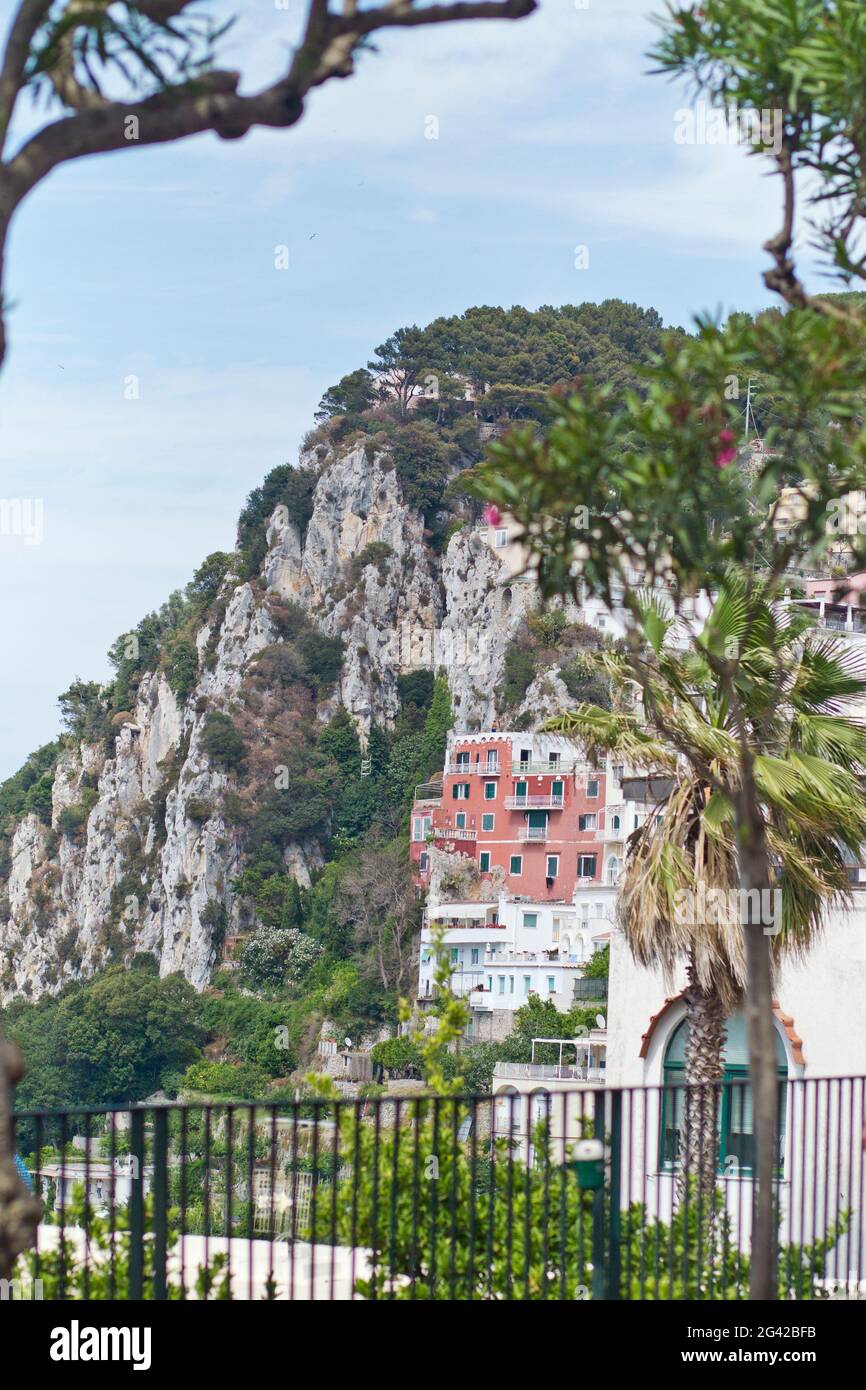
411,732,606,899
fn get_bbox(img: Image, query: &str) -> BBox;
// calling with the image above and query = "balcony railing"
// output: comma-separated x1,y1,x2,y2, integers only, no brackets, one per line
413,781,442,804
594,824,625,842
517,825,549,842
572,977,609,1001
448,758,502,775
423,919,503,930
505,794,564,810
493,1062,605,1082
432,826,477,841
511,760,579,776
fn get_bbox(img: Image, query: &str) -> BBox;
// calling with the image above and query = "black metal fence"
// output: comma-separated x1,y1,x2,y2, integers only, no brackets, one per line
6,1075,865,1301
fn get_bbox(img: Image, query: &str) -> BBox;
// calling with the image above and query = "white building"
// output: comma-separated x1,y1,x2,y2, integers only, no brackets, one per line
418,894,610,1040
603,895,866,1272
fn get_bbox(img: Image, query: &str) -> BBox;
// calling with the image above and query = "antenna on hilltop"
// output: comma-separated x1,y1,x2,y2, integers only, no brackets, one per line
742,377,760,443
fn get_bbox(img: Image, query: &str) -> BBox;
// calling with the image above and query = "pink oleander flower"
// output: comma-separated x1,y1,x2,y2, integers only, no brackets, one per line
482,503,501,527
715,428,737,468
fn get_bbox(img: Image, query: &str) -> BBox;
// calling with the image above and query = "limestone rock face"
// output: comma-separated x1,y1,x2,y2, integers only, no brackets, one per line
0,438,549,1003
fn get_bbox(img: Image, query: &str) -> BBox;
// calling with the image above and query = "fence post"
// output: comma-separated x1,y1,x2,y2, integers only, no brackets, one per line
591,1091,605,1299
606,1089,622,1300
152,1108,168,1300
129,1108,145,1299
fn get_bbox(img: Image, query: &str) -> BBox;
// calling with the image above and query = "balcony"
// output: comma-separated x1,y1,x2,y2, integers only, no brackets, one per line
572,977,609,1001
423,918,503,931
511,760,579,776
432,826,477,841
517,825,548,843
448,970,485,997
414,781,442,805
448,758,501,775
505,794,564,810
493,1061,605,1083
595,823,625,842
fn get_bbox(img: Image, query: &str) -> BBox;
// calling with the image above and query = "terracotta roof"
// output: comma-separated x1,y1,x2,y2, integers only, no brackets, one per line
638,994,805,1066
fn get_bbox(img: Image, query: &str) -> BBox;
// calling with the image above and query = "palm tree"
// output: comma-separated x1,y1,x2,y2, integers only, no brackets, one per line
549,573,866,1205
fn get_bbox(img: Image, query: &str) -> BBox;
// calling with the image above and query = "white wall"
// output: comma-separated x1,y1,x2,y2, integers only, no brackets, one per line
604,899,866,1275
606,897,866,1086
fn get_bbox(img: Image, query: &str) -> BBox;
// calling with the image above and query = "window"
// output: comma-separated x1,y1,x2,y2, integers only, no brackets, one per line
606,856,620,886
498,976,506,995
587,778,599,798
523,912,538,930
547,976,556,993
509,976,515,994
577,854,597,878
611,813,621,831
419,852,428,872
661,1015,787,1174
495,528,508,548
479,850,491,873
612,763,624,783
484,781,497,800
450,948,459,963
487,976,492,991
471,947,480,965
509,855,523,875
519,749,531,766
412,816,422,841
552,779,564,802
486,750,499,768
552,916,561,941
495,1087,522,1135
578,813,596,831
456,811,466,829
523,976,531,994
452,782,470,800
548,752,560,767
515,780,527,798
546,855,559,879
481,813,495,832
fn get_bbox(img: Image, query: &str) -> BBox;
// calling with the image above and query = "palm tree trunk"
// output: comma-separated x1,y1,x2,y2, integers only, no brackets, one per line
736,777,779,1301
679,955,725,1211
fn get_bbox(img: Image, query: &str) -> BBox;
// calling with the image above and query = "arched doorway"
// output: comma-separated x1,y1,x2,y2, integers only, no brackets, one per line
661,1013,788,1174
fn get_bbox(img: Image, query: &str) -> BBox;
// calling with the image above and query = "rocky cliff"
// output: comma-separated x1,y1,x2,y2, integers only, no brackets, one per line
0,439,539,1004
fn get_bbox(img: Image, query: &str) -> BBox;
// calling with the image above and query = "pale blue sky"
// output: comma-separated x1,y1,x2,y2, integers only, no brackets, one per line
0,0,802,777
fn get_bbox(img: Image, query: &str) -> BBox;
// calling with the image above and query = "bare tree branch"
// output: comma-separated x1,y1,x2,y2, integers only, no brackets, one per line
0,0,537,369
0,0,52,154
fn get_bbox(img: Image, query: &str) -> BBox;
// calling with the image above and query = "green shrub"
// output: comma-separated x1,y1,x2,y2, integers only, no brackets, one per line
179,1059,269,1099
236,463,318,577
165,636,199,701
296,629,344,696
57,787,98,838
496,640,537,711
201,712,246,770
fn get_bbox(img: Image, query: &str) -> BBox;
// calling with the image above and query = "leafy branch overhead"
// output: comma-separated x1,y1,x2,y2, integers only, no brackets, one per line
0,0,536,366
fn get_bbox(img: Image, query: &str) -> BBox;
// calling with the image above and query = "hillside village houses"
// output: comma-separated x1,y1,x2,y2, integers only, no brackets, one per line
408,501,866,1250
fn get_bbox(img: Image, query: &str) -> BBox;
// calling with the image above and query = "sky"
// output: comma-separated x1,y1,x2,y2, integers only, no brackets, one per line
0,0,808,778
